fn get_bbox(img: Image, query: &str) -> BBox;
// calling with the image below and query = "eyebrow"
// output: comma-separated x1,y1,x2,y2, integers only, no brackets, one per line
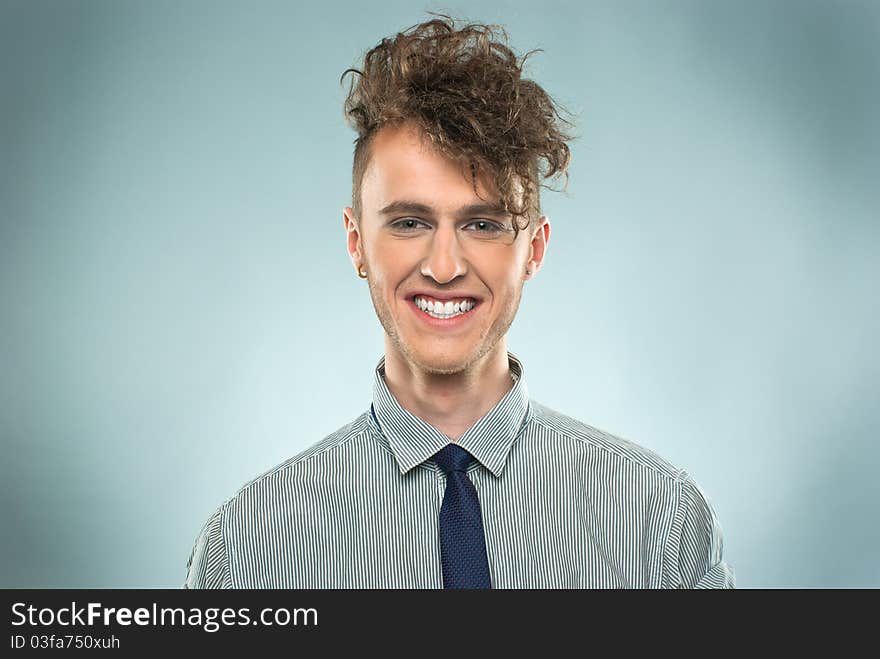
378,200,510,219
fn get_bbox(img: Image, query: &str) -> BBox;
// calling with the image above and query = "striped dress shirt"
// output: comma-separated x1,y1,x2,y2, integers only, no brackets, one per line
184,352,735,588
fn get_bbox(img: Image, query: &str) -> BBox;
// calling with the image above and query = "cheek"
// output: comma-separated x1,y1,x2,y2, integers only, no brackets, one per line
369,247,420,299
378,255,415,286
470,243,521,273
484,258,525,290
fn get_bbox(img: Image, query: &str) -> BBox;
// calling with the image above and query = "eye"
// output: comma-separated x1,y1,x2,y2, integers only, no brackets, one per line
391,218,429,232
464,220,505,234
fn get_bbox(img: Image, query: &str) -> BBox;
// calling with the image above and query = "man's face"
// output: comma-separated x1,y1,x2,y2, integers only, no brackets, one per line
344,122,549,376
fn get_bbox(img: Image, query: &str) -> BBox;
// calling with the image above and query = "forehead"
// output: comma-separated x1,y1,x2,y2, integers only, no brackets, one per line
360,123,502,213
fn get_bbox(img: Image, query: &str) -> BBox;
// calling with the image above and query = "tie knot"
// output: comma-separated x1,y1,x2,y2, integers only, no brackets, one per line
433,443,475,475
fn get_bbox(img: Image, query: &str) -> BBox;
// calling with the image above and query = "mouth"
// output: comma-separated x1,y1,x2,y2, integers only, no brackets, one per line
408,294,481,326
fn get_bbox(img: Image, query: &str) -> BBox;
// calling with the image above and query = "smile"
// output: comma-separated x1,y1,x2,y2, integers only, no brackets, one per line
411,296,479,322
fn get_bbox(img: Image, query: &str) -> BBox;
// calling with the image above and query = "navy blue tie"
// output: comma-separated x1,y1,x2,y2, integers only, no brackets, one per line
434,443,492,589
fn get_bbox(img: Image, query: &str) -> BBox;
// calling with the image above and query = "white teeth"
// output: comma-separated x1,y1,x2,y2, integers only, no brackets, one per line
414,296,476,319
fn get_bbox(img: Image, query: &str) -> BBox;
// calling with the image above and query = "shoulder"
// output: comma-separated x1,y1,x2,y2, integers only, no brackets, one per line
527,399,684,483
184,412,375,587
230,411,374,501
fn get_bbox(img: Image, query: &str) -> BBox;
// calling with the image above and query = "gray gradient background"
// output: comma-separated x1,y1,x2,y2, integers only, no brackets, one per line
2,0,877,588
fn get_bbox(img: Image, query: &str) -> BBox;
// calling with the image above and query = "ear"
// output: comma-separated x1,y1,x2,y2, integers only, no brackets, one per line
344,206,363,273
524,215,550,280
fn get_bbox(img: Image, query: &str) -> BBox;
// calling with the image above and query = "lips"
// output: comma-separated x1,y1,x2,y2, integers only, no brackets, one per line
408,292,482,303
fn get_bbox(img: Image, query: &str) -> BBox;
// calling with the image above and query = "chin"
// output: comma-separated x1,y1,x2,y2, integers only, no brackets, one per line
419,355,470,376
418,361,468,376
411,340,493,376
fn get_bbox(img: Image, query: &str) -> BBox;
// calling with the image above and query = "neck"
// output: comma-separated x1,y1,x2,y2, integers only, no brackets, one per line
382,338,514,441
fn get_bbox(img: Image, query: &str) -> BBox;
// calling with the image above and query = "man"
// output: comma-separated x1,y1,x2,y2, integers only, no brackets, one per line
184,16,734,589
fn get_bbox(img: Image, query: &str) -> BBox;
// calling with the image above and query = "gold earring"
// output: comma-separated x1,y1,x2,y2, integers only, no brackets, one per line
525,267,532,275
358,267,367,279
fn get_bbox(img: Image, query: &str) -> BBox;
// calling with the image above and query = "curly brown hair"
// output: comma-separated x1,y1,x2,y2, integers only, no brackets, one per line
341,15,574,238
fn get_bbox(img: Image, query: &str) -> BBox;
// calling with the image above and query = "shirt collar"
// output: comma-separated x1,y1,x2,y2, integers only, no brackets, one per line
367,351,531,477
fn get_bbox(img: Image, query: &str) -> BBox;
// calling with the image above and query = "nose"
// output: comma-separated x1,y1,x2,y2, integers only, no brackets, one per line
420,223,468,284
